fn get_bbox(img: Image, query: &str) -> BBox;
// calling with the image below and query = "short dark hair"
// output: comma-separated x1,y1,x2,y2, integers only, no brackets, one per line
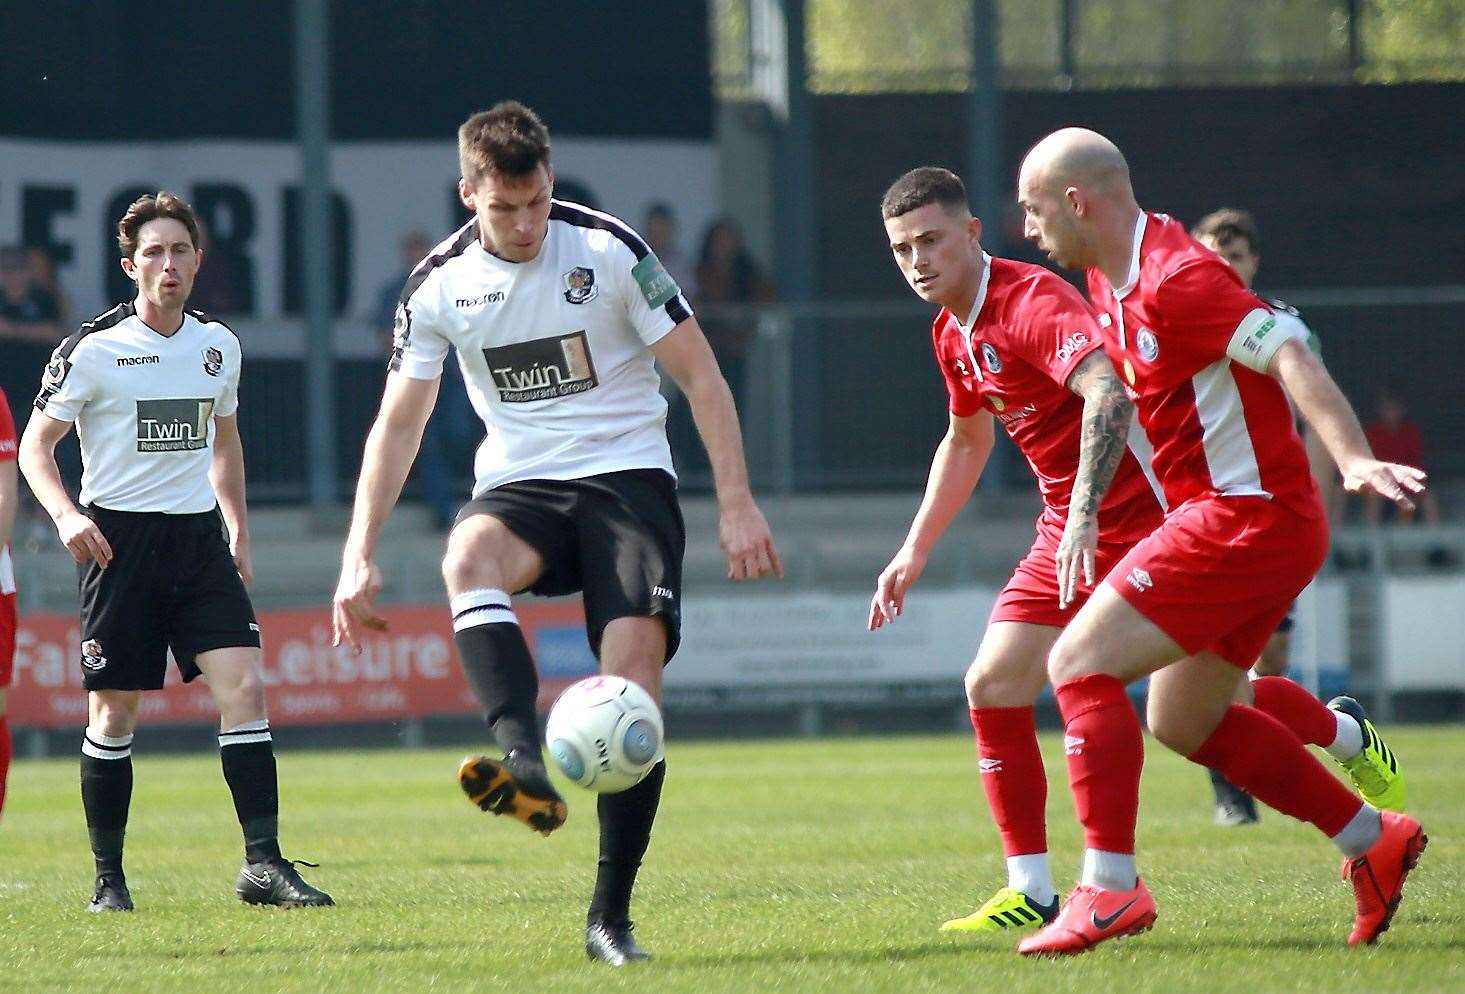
881,167,969,220
1191,208,1259,254
458,100,552,186
117,191,200,259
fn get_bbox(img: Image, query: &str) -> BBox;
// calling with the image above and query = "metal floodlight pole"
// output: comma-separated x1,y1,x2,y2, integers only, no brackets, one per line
295,0,337,509
969,0,1002,257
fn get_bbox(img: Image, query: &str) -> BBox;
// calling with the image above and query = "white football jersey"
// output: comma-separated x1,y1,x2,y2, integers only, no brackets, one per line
35,302,242,513
391,201,692,495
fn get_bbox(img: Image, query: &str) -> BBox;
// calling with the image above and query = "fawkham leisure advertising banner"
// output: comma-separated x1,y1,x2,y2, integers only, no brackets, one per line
9,602,601,729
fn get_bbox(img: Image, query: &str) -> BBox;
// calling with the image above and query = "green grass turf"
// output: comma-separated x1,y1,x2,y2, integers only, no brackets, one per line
1,727,1460,993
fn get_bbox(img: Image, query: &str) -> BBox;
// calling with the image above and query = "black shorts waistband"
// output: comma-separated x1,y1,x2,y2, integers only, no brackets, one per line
85,503,222,522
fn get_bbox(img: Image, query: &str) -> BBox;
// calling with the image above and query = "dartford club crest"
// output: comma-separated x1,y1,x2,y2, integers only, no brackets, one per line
202,346,224,377
81,639,107,671
392,302,410,351
43,354,69,389
563,266,598,305
1136,328,1159,362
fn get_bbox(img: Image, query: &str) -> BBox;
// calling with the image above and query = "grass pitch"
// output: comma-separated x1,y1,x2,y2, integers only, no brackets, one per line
1,727,1460,993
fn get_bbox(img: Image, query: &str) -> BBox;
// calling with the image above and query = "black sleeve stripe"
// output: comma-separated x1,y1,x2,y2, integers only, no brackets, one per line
665,291,692,325
33,301,135,411
549,200,692,325
388,221,477,372
187,308,239,335
400,222,478,307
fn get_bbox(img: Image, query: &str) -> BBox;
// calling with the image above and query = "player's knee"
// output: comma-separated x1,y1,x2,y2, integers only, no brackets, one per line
232,664,266,709
91,694,139,736
1147,707,1209,756
1045,635,1088,688
442,530,510,592
964,657,1032,708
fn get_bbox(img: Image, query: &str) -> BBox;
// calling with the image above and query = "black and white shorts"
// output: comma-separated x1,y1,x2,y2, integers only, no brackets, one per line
457,469,686,661
77,505,260,691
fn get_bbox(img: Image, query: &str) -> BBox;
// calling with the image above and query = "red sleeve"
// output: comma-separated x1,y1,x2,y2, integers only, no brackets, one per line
0,387,16,462
931,313,982,418
1008,273,1107,389
1152,259,1272,375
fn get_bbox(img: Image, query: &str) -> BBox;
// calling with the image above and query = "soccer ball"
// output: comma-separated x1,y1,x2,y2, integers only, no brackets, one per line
544,675,663,794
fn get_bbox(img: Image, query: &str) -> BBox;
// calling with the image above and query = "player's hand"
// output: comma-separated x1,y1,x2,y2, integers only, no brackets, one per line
1341,458,1427,511
333,556,388,653
869,545,927,631
55,508,112,567
1055,512,1098,610
718,496,783,581
231,535,254,587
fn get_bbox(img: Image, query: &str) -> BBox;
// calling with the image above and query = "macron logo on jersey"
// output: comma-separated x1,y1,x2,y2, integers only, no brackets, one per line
116,355,160,367
1055,331,1090,364
456,291,506,308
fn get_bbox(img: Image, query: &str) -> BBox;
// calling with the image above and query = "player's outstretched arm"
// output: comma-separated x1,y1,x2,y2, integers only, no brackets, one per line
18,411,111,566
333,372,440,650
210,413,252,585
651,318,781,582
1271,339,1426,510
1058,350,1135,607
869,410,993,630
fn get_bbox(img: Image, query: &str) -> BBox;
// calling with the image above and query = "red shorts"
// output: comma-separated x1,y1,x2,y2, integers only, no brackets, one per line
1106,496,1328,668
0,591,14,686
990,515,1143,629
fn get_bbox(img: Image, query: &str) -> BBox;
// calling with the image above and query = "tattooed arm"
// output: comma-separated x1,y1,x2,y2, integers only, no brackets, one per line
1056,350,1136,607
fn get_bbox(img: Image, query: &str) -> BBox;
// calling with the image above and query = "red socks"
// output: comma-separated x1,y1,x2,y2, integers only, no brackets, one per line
1190,705,1362,837
1250,676,1337,747
1053,675,1144,854
969,706,1047,856
0,716,10,819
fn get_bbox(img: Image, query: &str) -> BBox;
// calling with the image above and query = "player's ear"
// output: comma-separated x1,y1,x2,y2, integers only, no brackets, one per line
1064,185,1084,217
458,177,476,211
968,214,983,244
119,256,138,283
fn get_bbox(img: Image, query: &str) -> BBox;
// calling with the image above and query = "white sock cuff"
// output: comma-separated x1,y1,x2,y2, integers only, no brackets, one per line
82,727,134,760
219,719,272,747
450,587,517,631
1325,709,1365,760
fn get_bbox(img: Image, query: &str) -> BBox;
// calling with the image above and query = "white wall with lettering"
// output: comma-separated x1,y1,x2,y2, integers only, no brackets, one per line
0,137,717,352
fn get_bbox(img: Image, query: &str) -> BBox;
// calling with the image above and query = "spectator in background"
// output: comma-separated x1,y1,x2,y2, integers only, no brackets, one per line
375,230,477,531
693,217,776,409
1363,387,1441,527
642,202,693,294
26,247,72,329
668,218,777,482
189,220,248,315
1,247,79,545
0,246,63,343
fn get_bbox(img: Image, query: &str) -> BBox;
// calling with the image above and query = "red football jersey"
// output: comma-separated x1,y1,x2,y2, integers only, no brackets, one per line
0,387,15,595
1085,213,1320,516
932,255,1164,543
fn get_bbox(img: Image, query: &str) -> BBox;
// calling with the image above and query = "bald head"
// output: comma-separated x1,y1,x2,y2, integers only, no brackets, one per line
1020,128,1132,198
1016,127,1141,273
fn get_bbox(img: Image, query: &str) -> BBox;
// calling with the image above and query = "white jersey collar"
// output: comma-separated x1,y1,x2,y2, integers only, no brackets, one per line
1113,212,1146,300
956,253,992,382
